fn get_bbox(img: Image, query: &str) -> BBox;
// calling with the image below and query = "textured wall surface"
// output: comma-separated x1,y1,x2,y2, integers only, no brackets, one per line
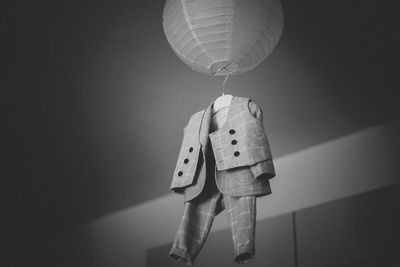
146,184,400,267
15,121,399,266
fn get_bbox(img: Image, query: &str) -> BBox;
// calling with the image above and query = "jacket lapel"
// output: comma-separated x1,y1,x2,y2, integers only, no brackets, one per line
198,101,214,149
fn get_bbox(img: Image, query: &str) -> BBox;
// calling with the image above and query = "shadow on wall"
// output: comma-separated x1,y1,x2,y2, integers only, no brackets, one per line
147,184,400,267
1,122,399,266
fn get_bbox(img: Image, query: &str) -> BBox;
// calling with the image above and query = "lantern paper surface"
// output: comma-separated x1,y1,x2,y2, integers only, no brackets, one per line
163,0,284,76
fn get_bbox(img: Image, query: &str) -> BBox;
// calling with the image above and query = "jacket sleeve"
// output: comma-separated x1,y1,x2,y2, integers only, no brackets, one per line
248,100,276,179
248,100,263,121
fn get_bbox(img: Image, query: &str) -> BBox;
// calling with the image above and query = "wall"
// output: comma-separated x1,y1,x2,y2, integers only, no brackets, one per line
3,1,400,265
148,184,400,267
30,120,400,267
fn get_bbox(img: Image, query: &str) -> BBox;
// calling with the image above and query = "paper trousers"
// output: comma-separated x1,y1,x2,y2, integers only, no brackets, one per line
169,173,257,265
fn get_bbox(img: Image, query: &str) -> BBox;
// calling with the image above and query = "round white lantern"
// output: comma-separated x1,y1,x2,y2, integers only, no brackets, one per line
163,0,284,76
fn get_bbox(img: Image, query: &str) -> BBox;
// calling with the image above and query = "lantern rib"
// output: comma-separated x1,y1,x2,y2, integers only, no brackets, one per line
184,22,233,31
186,4,234,14
183,14,233,24
183,40,231,56
172,27,232,50
186,22,265,33
190,31,232,38
187,9,234,20
181,0,214,69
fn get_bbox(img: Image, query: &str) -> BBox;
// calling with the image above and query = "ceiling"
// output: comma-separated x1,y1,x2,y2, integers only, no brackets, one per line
3,0,399,250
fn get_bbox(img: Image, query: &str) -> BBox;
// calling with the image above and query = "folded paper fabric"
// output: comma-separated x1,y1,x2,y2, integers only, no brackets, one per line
169,96,276,264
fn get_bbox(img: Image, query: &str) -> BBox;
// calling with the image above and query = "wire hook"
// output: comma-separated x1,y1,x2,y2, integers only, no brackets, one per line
214,65,230,96
222,75,229,96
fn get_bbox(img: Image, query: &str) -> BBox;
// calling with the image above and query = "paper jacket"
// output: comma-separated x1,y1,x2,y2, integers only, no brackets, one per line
171,96,276,201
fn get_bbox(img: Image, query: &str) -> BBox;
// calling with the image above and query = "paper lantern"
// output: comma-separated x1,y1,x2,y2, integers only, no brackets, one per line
163,0,284,76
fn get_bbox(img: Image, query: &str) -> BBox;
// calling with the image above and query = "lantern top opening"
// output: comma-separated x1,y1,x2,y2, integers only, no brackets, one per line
211,61,239,76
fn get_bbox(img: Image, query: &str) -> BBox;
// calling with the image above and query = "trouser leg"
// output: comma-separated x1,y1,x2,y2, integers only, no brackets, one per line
169,190,223,265
224,195,257,264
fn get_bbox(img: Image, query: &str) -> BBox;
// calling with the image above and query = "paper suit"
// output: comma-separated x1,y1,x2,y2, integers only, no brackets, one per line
169,96,276,265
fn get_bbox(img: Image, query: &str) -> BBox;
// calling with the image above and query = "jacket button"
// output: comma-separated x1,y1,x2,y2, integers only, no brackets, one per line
229,129,235,134
178,171,183,176
231,139,237,145
184,158,189,164
189,147,193,152
234,151,240,157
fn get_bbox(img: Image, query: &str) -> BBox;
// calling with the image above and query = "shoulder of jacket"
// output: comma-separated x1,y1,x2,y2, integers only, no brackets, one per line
235,97,263,120
183,109,204,132
189,109,204,122
235,96,250,103
236,96,262,108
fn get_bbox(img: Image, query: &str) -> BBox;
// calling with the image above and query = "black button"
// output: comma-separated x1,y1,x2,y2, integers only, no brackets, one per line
184,158,189,164
231,140,237,145
178,171,183,176
234,151,240,157
189,147,193,152
229,129,235,134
